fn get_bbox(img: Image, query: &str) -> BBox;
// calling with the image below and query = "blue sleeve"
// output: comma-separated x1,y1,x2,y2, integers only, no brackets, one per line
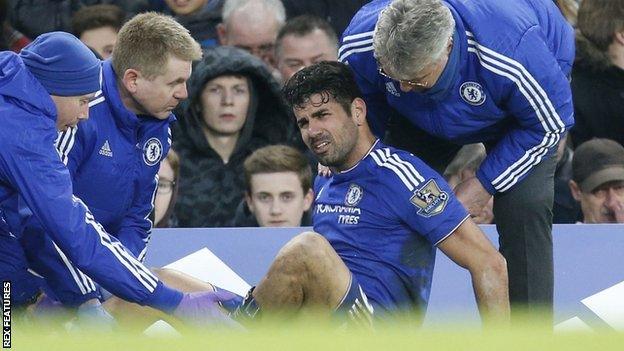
0,123,182,312
475,26,574,194
339,33,394,138
370,148,469,245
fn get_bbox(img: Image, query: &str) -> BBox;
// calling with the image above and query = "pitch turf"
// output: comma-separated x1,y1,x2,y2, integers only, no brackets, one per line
9,317,624,351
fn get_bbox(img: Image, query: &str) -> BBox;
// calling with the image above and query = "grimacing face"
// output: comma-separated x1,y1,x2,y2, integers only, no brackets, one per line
200,75,250,137
294,94,360,171
246,172,313,227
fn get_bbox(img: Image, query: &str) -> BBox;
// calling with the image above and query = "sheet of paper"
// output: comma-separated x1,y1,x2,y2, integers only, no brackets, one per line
164,247,251,297
581,281,624,330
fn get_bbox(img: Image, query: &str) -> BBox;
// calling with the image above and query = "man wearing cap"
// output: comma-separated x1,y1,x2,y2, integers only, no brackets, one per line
569,139,624,223
0,31,237,325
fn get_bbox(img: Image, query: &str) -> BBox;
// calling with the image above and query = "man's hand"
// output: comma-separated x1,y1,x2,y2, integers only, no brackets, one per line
454,177,493,217
173,290,243,328
606,199,624,223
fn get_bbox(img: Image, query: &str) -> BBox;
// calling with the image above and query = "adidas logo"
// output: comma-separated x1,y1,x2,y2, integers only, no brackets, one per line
99,140,113,157
385,82,400,97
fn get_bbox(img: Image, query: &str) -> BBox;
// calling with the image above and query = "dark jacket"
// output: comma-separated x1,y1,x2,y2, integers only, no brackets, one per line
172,0,223,49
569,38,624,148
7,0,148,38
173,46,292,227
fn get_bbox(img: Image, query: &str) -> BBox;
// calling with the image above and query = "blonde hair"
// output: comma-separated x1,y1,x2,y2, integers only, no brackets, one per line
112,12,202,80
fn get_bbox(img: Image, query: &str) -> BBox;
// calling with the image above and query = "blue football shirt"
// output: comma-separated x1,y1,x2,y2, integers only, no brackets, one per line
313,140,469,315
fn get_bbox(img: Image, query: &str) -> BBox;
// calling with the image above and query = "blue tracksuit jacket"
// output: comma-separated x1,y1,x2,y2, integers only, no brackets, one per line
340,0,575,194
0,52,181,310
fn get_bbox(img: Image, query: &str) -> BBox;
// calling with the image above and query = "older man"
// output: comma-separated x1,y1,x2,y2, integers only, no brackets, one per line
569,139,624,224
340,0,575,322
217,0,285,69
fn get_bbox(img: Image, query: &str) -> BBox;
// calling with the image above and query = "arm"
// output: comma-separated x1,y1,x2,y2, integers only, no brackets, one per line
475,26,574,195
437,219,510,325
0,124,182,313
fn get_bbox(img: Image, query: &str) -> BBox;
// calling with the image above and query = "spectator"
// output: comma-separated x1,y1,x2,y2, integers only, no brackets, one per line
217,0,285,69
275,15,338,83
554,0,578,26
232,144,313,227
173,46,292,227
443,144,494,224
569,0,624,148
553,135,581,223
71,4,125,59
6,1,147,39
155,149,181,228
164,0,224,48
282,0,370,38
569,138,624,223
342,0,574,322
1,0,30,52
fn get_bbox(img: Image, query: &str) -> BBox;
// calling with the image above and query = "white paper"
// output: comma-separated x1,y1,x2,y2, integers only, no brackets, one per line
581,281,624,330
164,247,251,297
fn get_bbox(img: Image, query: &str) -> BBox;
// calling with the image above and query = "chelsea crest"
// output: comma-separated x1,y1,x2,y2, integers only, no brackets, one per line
459,81,486,106
143,138,163,166
345,183,363,207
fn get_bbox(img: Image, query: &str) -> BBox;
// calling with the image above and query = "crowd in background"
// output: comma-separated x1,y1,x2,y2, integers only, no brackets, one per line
1,0,623,228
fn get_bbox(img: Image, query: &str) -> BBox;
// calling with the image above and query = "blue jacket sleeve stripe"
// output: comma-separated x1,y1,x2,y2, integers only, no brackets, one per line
465,32,565,192
339,39,374,62
466,32,565,132
52,242,96,294
55,127,77,166
82,209,158,291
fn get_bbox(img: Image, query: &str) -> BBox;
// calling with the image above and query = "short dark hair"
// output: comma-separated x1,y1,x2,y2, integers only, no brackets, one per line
275,15,338,56
244,145,312,194
282,61,362,114
72,4,126,38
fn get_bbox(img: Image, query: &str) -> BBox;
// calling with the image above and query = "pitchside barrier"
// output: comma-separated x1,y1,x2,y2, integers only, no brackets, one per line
145,224,624,331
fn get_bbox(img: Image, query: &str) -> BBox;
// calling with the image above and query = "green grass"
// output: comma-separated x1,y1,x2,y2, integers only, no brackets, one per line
8,317,624,351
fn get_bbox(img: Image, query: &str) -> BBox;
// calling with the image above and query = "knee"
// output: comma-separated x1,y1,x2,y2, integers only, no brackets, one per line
278,231,333,265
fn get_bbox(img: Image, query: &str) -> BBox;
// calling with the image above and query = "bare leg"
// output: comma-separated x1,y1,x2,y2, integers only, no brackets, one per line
103,268,217,330
253,231,352,314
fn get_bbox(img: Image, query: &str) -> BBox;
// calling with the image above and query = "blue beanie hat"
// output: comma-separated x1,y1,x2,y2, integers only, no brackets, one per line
20,31,101,96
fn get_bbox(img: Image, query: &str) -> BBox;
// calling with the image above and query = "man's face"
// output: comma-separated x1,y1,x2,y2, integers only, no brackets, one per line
154,157,175,225
379,36,453,93
571,180,624,223
165,0,207,16
132,56,192,120
80,26,117,59
200,75,250,136
51,93,95,131
246,171,313,227
219,13,280,67
277,29,338,82
294,94,359,171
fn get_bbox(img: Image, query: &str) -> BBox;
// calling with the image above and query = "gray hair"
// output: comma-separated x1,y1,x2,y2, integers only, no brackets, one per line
373,0,455,78
222,0,286,25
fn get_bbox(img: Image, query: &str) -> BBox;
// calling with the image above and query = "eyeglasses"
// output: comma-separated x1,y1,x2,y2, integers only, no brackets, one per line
378,66,429,88
157,179,176,195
